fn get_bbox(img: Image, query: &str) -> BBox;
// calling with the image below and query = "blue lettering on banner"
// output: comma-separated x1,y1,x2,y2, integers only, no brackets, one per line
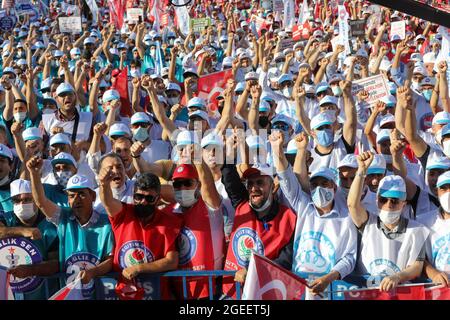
95,275,160,300
293,231,336,278
0,237,43,293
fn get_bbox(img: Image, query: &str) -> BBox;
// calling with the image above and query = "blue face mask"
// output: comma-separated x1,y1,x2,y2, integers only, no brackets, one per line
315,128,334,147
422,89,432,102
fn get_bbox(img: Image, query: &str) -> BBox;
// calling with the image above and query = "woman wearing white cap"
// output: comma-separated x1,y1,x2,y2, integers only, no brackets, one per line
0,179,59,299
348,151,429,291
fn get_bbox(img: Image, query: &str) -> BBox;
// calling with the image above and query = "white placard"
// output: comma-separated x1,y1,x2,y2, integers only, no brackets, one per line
58,16,82,34
351,74,390,106
127,8,143,22
390,21,406,40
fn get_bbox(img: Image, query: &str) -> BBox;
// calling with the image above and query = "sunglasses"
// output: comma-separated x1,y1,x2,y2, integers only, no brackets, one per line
378,197,400,205
133,193,157,203
272,123,289,131
173,179,196,189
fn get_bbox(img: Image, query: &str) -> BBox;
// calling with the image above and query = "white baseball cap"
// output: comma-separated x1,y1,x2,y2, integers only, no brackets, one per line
50,133,71,146
0,144,13,160
10,179,32,198
22,127,43,141
337,154,358,169
367,154,386,175
65,174,95,191
377,175,406,200
51,152,77,168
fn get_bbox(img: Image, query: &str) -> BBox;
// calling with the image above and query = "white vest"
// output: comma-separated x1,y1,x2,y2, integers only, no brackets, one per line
418,210,450,275
42,111,93,142
358,214,429,277
292,202,357,279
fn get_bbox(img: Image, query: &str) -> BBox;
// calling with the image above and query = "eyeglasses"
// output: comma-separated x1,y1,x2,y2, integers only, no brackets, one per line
133,193,157,203
173,179,196,189
378,197,400,205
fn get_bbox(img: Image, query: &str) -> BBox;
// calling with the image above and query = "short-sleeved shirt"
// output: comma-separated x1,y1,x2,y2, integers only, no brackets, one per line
109,203,182,299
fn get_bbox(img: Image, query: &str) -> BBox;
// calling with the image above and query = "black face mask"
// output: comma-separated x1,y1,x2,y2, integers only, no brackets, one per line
134,204,156,220
259,116,269,128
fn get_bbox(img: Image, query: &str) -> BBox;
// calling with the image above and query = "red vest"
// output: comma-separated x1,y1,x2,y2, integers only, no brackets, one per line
222,201,296,298
165,198,223,299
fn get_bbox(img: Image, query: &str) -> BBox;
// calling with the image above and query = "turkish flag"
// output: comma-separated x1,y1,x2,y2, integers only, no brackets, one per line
343,284,426,300
424,285,450,300
292,21,311,41
197,69,233,113
0,267,14,300
111,68,132,118
48,278,83,300
242,253,308,300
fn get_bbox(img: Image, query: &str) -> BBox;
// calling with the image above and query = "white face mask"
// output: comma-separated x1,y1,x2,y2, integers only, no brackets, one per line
378,208,402,225
42,108,55,114
411,81,420,91
167,96,180,106
311,186,334,208
174,189,198,207
0,175,10,187
14,203,37,221
13,112,27,122
439,192,450,213
249,192,273,212
282,87,293,99
443,140,450,158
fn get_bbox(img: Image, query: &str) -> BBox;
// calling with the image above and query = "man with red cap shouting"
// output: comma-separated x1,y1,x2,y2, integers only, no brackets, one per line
219,132,297,299
166,161,224,300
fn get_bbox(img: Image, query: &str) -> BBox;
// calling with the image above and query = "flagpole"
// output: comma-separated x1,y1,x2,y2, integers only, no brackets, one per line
324,282,438,295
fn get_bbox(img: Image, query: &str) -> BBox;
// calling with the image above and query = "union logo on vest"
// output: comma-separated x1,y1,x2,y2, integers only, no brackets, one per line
0,237,43,293
178,228,197,265
232,228,264,267
119,240,155,268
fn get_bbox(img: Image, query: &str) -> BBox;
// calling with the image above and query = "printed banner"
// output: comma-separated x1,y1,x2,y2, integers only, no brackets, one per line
94,276,161,300
197,69,233,113
390,20,406,40
292,22,311,41
337,5,351,56
351,74,390,106
242,252,307,300
424,284,450,300
251,14,268,34
435,26,450,93
58,16,82,34
283,0,295,29
173,0,190,36
127,8,143,22
272,0,283,13
190,17,210,33
0,10,16,32
342,284,426,300
297,0,309,25
349,20,366,37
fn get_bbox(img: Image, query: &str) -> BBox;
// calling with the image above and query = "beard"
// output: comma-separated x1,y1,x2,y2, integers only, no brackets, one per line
134,204,156,220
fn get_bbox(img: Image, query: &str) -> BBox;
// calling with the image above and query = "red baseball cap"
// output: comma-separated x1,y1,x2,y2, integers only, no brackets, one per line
172,164,199,180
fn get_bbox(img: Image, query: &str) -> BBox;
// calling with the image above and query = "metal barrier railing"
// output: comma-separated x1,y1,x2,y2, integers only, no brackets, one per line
12,270,242,300
10,271,431,300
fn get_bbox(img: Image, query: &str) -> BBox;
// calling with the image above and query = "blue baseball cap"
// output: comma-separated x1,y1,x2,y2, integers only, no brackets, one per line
437,171,450,188
102,89,120,103
426,154,450,171
311,112,335,130
22,127,43,141
65,174,95,191
55,83,75,96
176,130,199,147
187,97,206,110
441,123,450,138
259,100,270,112
131,112,153,125
50,133,71,146
432,111,450,126
319,95,338,107
3,67,15,75
337,154,358,169
51,152,77,168
376,129,391,144
235,82,246,93
271,114,294,128
377,175,406,200
315,82,330,94
40,77,52,91
201,132,223,148
310,167,336,182
367,154,387,175
0,144,13,160
277,73,293,84
109,123,131,137
286,139,298,155
246,135,264,149
381,95,397,107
